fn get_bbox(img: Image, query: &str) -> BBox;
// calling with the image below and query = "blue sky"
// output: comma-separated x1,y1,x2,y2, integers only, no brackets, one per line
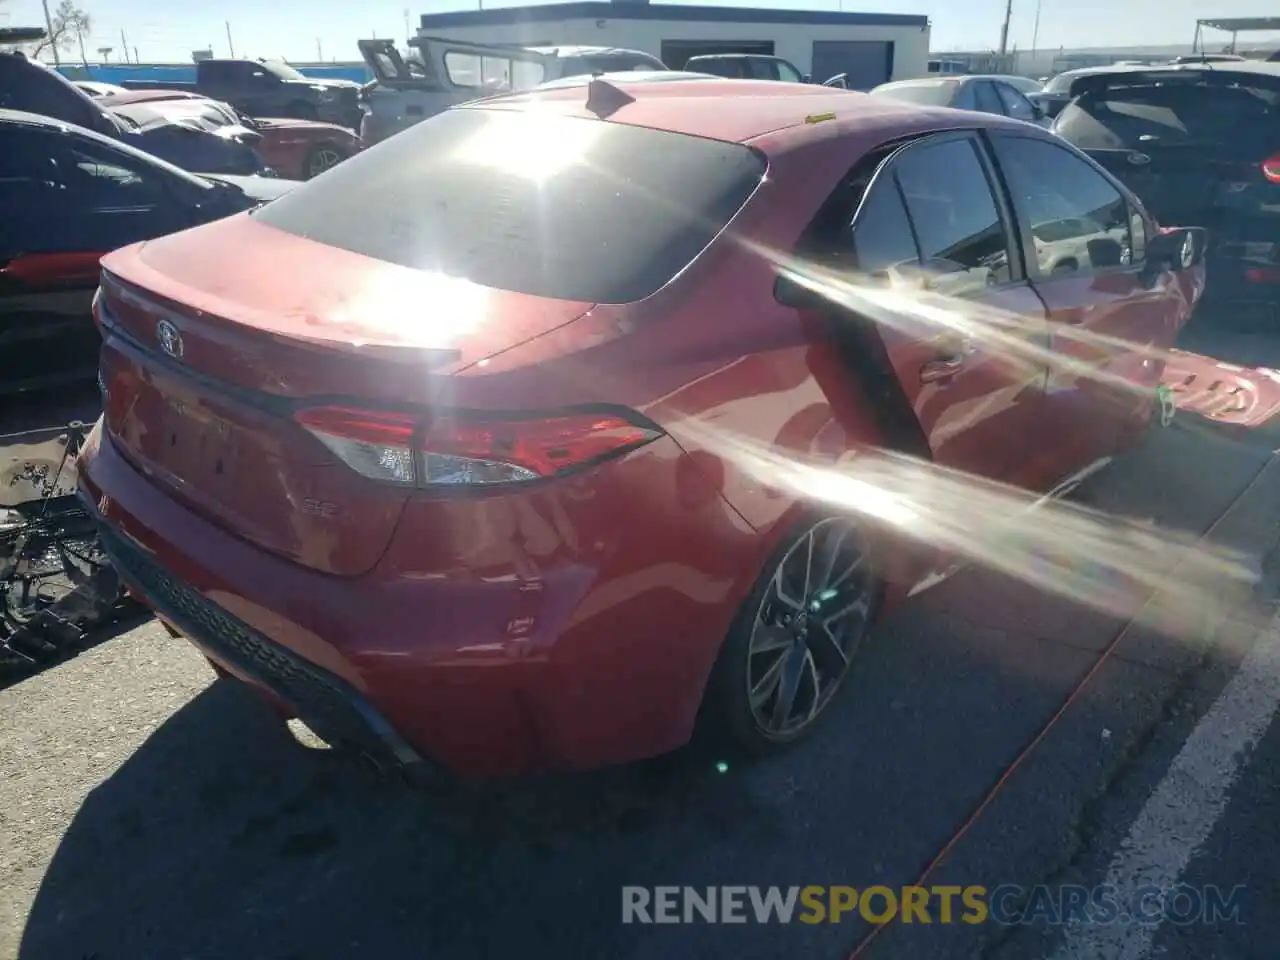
3,0,1280,63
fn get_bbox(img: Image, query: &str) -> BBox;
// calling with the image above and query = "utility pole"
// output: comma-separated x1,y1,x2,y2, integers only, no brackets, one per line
120,28,130,63
316,38,322,60
998,0,1013,57
225,21,235,58
403,8,411,42
39,0,61,67
1029,0,1043,56
76,24,88,68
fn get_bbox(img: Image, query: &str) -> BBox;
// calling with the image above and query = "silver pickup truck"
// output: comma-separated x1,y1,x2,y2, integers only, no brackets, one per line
357,37,667,144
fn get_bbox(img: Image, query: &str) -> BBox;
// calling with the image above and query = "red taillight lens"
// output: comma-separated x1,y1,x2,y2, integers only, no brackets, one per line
1262,154,1280,183
292,406,663,487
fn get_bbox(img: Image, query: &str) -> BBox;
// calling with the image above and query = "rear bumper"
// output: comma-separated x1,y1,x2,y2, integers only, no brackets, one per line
77,420,759,777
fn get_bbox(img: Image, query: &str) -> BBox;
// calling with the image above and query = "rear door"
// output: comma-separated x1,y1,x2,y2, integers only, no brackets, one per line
988,131,1185,479
799,131,1052,485
0,126,195,394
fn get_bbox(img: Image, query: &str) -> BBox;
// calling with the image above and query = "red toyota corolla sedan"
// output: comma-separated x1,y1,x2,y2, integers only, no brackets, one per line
77,77,1206,780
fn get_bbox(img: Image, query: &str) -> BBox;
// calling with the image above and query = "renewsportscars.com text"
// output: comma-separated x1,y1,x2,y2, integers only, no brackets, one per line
621,884,1246,926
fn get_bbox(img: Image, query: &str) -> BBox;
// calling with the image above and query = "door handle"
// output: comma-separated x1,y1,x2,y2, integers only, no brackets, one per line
920,356,966,384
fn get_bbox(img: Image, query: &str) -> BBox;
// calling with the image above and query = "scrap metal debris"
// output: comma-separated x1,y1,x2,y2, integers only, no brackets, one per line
1,421,135,682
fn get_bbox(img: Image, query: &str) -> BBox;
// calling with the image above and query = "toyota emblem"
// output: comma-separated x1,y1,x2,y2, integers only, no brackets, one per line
156,318,184,360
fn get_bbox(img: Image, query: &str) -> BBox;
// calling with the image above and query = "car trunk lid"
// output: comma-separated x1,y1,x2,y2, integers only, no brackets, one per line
95,215,592,576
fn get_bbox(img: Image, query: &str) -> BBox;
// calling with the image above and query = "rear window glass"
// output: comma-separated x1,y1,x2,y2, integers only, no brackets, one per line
869,81,958,107
1056,83,1279,150
253,106,766,303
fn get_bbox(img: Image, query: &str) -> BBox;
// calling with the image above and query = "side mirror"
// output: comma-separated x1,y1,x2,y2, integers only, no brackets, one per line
1146,227,1207,272
802,73,813,83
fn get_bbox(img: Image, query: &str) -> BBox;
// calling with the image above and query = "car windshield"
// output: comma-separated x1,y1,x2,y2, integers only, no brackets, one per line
252,105,766,303
869,80,958,106
261,60,308,82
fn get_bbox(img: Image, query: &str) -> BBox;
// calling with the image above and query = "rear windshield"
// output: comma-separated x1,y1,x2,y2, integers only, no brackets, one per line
869,80,958,106
1055,82,1280,150
253,106,766,303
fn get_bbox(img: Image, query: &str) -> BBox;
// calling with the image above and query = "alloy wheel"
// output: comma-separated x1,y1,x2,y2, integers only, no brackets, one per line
746,518,874,738
307,147,343,178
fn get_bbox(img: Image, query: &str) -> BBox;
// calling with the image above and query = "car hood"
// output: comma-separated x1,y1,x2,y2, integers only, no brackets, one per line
198,174,303,203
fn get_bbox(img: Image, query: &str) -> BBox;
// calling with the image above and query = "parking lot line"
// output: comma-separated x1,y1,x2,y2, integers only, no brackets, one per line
1049,608,1280,960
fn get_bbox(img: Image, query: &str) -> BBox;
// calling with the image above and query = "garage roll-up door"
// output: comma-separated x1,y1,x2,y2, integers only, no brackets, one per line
812,40,894,90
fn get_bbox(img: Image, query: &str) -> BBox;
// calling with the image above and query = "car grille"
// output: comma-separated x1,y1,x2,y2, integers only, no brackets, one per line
97,524,426,774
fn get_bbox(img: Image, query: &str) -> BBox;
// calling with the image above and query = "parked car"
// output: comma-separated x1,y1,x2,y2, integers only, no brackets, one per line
1035,64,1153,120
0,109,298,396
684,53,810,82
869,75,1049,126
74,81,127,98
78,75,1205,780
101,89,363,179
104,97,273,177
1169,54,1246,64
116,57,362,128
1050,61,1280,310
0,50,274,176
357,36,667,144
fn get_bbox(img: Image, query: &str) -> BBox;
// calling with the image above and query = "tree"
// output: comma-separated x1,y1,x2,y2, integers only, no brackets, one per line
31,0,91,59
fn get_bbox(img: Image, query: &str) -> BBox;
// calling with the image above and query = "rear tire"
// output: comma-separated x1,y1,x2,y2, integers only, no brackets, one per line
696,514,882,760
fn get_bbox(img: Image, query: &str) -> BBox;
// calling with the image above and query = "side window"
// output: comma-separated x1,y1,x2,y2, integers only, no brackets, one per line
0,130,182,254
992,136,1133,276
952,83,978,110
851,177,921,279
750,58,781,81
892,137,1014,294
973,82,1004,115
776,60,804,83
995,83,1037,122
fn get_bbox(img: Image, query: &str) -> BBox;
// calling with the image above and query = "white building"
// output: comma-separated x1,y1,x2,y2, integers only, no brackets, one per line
417,0,931,89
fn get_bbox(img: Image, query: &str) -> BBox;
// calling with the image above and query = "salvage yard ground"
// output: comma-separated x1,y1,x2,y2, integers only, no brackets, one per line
5,327,1280,960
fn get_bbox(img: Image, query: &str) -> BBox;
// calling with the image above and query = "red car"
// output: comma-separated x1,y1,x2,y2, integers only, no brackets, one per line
78,78,1206,780
99,89,363,179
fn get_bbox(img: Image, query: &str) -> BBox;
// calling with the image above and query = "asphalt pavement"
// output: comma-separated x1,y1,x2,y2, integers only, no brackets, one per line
4,325,1280,960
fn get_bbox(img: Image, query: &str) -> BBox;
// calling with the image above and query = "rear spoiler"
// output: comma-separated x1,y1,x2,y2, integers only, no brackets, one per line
1068,65,1280,99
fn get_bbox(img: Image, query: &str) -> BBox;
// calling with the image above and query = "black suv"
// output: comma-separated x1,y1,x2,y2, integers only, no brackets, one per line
1051,62,1280,312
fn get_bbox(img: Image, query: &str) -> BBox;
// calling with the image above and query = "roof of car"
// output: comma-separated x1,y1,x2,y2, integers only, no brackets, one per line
479,76,1035,150
1058,59,1280,96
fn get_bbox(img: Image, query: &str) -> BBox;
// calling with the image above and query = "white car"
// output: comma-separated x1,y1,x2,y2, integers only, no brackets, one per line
356,37,667,144
73,80,127,98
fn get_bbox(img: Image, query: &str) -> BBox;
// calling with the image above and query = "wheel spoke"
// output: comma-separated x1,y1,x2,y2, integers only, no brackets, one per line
749,653,786,710
807,621,849,676
801,528,816,601
817,525,848,593
801,650,822,723
769,644,808,731
750,624,793,655
821,593,870,630
770,563,804,612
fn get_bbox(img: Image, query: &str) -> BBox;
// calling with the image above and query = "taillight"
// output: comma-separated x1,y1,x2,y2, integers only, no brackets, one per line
292,406,664,487
1262,154,1280,183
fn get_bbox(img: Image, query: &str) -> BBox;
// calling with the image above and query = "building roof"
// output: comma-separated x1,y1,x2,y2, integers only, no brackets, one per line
1197,17,1280,33
421,2,928,30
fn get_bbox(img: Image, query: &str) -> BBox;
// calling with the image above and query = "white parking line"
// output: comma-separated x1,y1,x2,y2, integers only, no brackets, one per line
1050,609,1280,960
